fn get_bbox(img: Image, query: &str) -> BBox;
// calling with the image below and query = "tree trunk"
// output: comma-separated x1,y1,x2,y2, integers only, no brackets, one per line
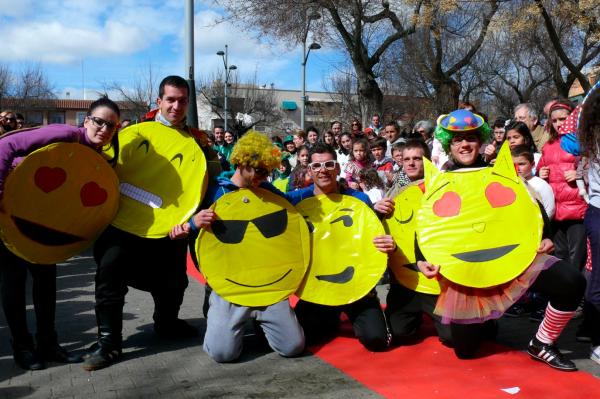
354,65,383,126
434,78,461,115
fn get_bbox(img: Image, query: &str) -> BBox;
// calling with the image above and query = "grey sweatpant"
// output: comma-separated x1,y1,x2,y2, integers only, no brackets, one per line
203,291,305,362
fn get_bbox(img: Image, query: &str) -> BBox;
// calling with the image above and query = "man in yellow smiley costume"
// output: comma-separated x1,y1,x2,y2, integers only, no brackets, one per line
285,143,397,351
176,131,306,363
84,76,221,371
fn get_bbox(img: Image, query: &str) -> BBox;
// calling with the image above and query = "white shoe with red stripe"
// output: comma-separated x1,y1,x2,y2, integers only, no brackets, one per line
591,345,600,366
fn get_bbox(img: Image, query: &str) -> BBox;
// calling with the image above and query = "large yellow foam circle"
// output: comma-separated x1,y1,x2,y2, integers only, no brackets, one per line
0,143,119,264
295,194,387,306
384,181,440,295
198,188,310,307
111,122,207,238
417,168,543,288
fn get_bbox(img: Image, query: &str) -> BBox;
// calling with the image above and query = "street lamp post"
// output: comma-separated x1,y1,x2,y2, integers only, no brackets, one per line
301,12,321,131
217,45,237,131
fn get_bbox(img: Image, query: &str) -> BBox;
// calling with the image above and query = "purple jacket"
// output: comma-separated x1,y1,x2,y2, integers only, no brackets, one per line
0,124,97,197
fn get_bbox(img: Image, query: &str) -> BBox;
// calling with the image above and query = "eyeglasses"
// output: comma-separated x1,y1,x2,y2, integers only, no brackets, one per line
88,116,117,131
351,122,359,126
4,117,16,122
450,135,479,146
309,160,338,171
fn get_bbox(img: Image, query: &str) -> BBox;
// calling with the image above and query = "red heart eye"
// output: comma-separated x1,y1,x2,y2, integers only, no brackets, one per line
35,167,66,193
486,182,516,208
80,182,108,207
433,191,461,217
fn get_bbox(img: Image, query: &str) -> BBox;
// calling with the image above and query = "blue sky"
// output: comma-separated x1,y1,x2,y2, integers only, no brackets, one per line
0,0,344,99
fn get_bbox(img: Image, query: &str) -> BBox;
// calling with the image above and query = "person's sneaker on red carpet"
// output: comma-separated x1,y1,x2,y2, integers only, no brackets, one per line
527,337,577,371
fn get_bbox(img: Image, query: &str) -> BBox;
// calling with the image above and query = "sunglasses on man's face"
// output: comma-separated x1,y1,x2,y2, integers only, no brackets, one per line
309,160,338,172
211,209,288,244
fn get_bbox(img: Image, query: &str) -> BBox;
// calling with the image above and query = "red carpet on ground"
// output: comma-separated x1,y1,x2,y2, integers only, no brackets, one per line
187,254,600,399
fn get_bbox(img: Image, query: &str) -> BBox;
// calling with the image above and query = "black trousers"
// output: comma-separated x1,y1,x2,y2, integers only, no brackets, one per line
385,283,451,345
294,291,389,351
0,240,56,346
93,226,189,326
450,259,586,359
553,220,587,271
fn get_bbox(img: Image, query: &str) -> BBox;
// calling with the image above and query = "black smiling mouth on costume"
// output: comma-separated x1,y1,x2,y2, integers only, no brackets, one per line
12,216,84,246
395,210,414,225
452,244,519,262
316,266,355,284
226,269,292,288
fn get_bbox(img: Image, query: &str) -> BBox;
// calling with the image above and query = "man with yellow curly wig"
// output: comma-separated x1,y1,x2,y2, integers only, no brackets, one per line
170,131,305,362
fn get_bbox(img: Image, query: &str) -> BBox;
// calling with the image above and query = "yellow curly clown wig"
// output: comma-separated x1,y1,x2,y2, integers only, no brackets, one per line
230,130,282,171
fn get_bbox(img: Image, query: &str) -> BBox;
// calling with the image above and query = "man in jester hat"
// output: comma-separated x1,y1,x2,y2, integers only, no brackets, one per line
407,109,585,371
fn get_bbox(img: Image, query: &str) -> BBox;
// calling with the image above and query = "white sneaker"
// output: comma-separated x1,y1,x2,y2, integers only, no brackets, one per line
591,345,600,365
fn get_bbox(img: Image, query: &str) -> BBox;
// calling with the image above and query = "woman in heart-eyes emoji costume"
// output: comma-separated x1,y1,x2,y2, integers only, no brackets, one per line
0,97,121,371
413,109,585,371
187,131,306,363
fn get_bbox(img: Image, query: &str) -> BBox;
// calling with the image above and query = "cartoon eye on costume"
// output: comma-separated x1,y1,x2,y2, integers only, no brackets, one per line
330,208,354,227
80,182,108,207
35,167,66,193
303,216,315,233
212,209,288,244
137,139,150,153
485,182,516,208
170,153,184,167
433,191,461,217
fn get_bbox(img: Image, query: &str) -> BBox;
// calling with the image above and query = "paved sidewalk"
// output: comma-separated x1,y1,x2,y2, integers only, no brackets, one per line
1,252,599,398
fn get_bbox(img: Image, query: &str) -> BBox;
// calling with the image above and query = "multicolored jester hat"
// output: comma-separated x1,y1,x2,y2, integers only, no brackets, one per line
0,143,119,264
416,143,543,288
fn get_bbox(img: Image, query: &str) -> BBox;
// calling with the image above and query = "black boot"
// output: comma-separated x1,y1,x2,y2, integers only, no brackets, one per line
13,337,45,371
36,332,82,363
82,306,122,371
152,290,198,339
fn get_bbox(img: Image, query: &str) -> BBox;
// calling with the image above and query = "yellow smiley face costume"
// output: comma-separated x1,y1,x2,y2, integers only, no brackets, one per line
0,143,119,264
198,188,310,307
295,194,387,306
384,181,440,295
416,143,543,288
110,122,207,238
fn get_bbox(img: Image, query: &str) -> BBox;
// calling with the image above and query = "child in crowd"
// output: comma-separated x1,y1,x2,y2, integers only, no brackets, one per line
336,132,353,173
272,158,292,193
287,146,312,191
359,168,386,203
512,145,555,219
345,138,372,190
370,137,394,186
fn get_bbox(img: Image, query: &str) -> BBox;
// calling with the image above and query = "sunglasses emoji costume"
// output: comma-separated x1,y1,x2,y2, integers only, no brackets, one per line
198,188,310,307
110,122,207,238
295,194,387,306
385,180,440,295
0,143,119,264
417,143,543,289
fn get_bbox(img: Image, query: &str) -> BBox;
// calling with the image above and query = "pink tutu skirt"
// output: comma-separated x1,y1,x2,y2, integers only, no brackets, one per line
434,254,559,324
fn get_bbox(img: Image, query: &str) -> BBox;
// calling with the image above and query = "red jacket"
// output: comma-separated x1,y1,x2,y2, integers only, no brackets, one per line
537,139,587,221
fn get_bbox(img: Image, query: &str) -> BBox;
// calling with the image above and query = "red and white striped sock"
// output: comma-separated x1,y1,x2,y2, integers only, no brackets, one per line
535,304,576,344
